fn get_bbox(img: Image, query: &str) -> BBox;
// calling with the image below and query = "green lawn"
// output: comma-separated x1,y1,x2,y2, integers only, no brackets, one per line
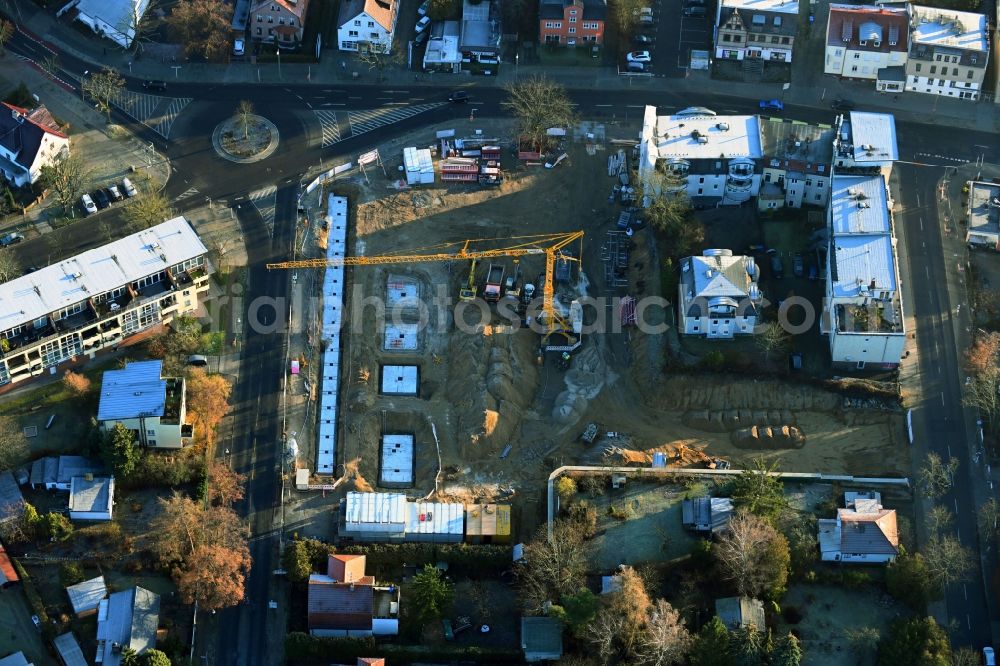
537,45,603,67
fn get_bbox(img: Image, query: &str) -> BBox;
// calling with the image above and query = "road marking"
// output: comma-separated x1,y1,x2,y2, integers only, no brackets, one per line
967,615,971,630
916,193,920,206
955,498,959,512
948,444,952,456
964,584,968,600
248,185,277,235
596,104,613,107
175,187,199,202
919,217,923,230
941,392,945,405
926,266,930,279
313,110,341,147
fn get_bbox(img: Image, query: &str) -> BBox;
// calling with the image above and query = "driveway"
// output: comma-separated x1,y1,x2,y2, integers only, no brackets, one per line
649,0,714,74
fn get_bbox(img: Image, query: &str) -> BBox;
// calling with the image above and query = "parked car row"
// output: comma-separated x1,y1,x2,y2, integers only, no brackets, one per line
81,177,138,215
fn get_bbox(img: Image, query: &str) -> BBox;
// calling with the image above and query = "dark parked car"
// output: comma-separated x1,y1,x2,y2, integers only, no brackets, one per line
92,188,110,209
792,252,804,277
759,99,784,111
830,98,855,111
808,261,819,281
448,91,469,103
682,5,705,16
633,34,654,45
770,254,784,279
142,80,167,91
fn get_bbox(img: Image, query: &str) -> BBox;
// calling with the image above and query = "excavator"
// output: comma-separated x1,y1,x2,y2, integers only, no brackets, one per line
267,231,584,352
459,259,477,301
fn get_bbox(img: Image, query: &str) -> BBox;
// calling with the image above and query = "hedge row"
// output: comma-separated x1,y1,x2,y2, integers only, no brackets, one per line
13,559,55,639
336,542,513,572
284,633,522,664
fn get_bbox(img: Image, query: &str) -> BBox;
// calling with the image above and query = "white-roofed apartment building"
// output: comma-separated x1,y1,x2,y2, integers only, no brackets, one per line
60,0,152,48
821,175,905,369
904,6,989,101
638,106,763,206
0,217,211,389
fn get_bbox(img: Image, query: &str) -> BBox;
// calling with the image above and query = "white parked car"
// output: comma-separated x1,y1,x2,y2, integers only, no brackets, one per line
81,193,97,215
417,0,429,16
233,38,245,56
984,647,995,666
626,50,651,63
415,16,431,32
121,177,137,198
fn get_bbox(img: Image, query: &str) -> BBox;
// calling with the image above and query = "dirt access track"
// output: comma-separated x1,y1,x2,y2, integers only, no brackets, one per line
322,120,905,535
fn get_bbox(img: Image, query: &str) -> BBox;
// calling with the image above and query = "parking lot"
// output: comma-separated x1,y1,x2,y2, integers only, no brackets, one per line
624,0,714,77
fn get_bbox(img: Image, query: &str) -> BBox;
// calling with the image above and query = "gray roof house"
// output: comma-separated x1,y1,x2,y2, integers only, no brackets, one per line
716,596,766,631
96,586,160,666
521,616,563,662
69,476,115,521
818,493,899,563
53,633,88,666
0,653,32,666
678,251,762,339
0,471,24,524
29,456,105,491
682,496,735,534
66,575,108,617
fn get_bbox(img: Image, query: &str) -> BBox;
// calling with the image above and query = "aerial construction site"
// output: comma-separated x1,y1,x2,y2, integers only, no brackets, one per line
282,120,907,537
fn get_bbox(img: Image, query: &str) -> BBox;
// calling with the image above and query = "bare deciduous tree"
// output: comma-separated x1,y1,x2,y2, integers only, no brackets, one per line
965,332,1000,374
918,452,960,499
965,366,1000,434
502,77,577,156
117,0,160,55
0,249,21,283
40,152,91,215
516,520,588,612
356,43,402,82
639,599,692,666
713,509,790,600
122,192,173,234
234,100,254,140
40,55,60,81
0,20,13,54
978,498,1000,547
82,68,127,121
62,370,92,397
926,505,953,539
923,535,973,590
756,321,790,362
167,0,230,62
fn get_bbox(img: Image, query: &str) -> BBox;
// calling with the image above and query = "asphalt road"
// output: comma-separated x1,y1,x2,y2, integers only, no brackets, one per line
5,23,999,660
893,163,990,647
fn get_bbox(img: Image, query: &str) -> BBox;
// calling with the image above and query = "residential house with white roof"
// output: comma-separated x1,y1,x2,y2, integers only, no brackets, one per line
714,0,799,64
251,0,310,45
0,102,69,187
678,250,763,339
639,106,763,205
97,359,191,448
95,587,160,666
905,6,989,101
832,111,898,172
0,217,211,388
64,0,151,48
758,117,837,209
818,492,899,563
821,175,905,368
966,180,1000,250
66,576,109,617
824,4,909,91
460,0,502,69
337,0,398,52
422,21,463,72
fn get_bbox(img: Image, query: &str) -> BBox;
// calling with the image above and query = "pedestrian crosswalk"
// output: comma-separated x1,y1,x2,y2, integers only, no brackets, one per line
312,103,446,148
314,111,342,148
347,103,446,136
175,187,199,203
113,90,192,140
248,185,277,234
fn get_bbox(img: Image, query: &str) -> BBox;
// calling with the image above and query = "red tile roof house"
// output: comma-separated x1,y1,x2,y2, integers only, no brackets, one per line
308,554,400,637
539,0,607,47
0,543,19,590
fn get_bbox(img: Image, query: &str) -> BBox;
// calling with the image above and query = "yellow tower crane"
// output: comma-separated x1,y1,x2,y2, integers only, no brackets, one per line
267,231,584,349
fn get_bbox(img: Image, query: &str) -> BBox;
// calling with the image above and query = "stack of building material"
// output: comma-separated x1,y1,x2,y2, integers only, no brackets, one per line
440,158,479,182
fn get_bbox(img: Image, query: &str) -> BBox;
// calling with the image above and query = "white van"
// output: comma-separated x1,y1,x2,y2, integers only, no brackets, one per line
81,193,97,215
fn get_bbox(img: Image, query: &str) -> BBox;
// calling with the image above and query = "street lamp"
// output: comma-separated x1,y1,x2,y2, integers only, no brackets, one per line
515,52,519,80
276,49,281,79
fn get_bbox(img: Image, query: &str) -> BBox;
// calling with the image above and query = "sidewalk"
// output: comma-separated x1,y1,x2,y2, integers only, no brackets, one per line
11,0,999,137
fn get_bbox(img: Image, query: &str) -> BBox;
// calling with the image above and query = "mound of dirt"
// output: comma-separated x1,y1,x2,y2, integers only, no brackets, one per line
652,376,841,412
683,409,797,432
602,440,713,467
552,343,607,425
446,329,537,455
731,425,806,449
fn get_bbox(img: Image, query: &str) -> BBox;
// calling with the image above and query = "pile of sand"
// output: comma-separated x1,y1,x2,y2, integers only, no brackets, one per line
683,409,797,432
731,425,806,449
446,329,537,455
